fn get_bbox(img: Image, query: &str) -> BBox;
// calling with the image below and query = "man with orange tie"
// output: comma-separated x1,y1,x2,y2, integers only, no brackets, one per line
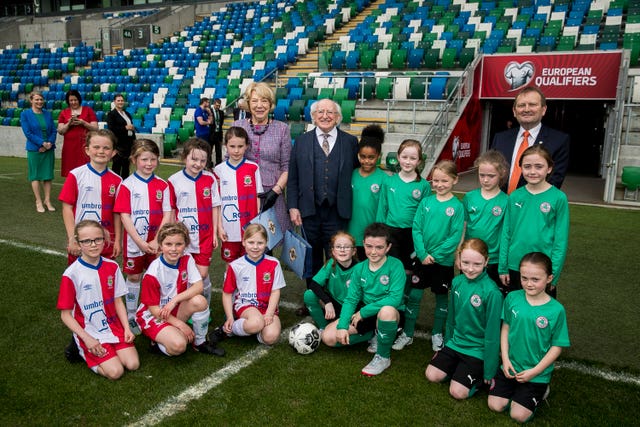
491,86,570,193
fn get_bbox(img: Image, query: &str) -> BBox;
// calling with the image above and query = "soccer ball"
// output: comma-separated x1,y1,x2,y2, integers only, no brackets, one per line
288,322,321,354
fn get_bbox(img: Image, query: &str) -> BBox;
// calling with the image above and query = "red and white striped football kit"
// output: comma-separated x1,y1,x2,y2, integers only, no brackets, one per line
223,254,286,316
168,169,221,262
57,257,130,366
59,164,122,258
136,254,202,340
114,172,171,259
214,159,263,242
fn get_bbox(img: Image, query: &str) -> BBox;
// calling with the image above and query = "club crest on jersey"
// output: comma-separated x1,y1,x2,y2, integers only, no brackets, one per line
446,207,455,217
536,316,549,329
346,279,351,288
380,275,390,285
370,183,380,193
156,190,163,201
109,184,116,196
107,276,114,289
470,294,482,307
412,189,422,199
411,274,420,284
181,271,188,282
540,202,551,213
288,247,297,261
263,272,271,282
243,175,253,186
203,187,211,198
492,206,503,216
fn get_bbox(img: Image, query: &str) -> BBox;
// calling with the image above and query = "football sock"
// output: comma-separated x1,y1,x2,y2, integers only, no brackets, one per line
202,276,212,306
302,289,327,329
157,342,170,356
125,279,140,317
257,332,265,344
345,330,373,345
376,319,398,359
231,318,250,336
432,293,448,335
191,308,210,346
403,287,424,337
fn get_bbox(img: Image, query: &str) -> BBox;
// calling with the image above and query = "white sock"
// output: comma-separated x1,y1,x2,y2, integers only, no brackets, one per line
125,279,140,317
157,342,171,356
202,276,212,306
231,318,250,336
191,308,210,346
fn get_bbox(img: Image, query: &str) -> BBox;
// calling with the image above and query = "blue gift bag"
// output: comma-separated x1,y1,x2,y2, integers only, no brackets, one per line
248,207,283,250
282,227,313,279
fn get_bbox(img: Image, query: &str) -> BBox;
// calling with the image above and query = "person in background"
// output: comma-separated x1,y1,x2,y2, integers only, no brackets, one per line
106,93,136,179
57,89,98,177
491,86,570,193
20,91,57,213
210,98,224,166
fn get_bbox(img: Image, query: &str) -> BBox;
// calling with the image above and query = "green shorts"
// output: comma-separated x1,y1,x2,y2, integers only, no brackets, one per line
27,149,55,181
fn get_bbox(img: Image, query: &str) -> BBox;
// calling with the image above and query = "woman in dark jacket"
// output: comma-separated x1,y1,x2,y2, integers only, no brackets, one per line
106,93,136,178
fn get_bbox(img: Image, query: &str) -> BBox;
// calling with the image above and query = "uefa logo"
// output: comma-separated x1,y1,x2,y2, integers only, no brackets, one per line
504,61,535,91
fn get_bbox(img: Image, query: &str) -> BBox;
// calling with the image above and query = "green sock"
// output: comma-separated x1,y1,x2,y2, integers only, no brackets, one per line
347,330,374,345
302,290,327,329
432,293,448,336
376,319,398,359
403,288,424,337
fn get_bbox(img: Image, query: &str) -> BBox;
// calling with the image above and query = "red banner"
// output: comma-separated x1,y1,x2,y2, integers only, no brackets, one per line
479,51,622,100
437,96,483,173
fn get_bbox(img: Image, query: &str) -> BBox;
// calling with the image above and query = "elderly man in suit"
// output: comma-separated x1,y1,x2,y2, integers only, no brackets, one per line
492,86,570,193
287,99,359,316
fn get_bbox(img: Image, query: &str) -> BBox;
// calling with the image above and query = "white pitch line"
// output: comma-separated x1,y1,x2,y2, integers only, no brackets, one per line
2,238,640,389
127,345,272,427
556,360,640,387
0,239,67,257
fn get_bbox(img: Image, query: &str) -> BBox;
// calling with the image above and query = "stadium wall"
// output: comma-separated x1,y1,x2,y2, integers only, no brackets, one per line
0,126,164,158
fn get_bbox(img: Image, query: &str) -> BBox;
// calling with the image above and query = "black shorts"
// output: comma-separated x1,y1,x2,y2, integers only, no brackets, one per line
356,311,404,335
388,226,415,270
430,346,484,390
354,315,378,335
489,369,548,412
411,262,454,294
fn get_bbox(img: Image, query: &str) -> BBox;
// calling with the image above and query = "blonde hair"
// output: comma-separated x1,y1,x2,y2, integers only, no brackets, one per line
157,222,191,246
432,159,458,179
244,82,275,112
243,223,268,242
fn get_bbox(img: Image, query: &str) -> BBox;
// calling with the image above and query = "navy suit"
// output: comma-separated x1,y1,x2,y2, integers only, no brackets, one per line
287,128,359,277
492,125,570,190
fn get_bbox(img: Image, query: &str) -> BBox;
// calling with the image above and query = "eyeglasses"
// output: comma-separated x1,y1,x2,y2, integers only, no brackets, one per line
315,110,336,116
77,237,105,247
333,245,354,251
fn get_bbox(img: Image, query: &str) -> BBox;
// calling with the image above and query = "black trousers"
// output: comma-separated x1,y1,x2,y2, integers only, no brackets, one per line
302,201,347,288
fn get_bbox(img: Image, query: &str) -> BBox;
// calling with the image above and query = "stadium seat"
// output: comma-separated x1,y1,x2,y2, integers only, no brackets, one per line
622,166,640,200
